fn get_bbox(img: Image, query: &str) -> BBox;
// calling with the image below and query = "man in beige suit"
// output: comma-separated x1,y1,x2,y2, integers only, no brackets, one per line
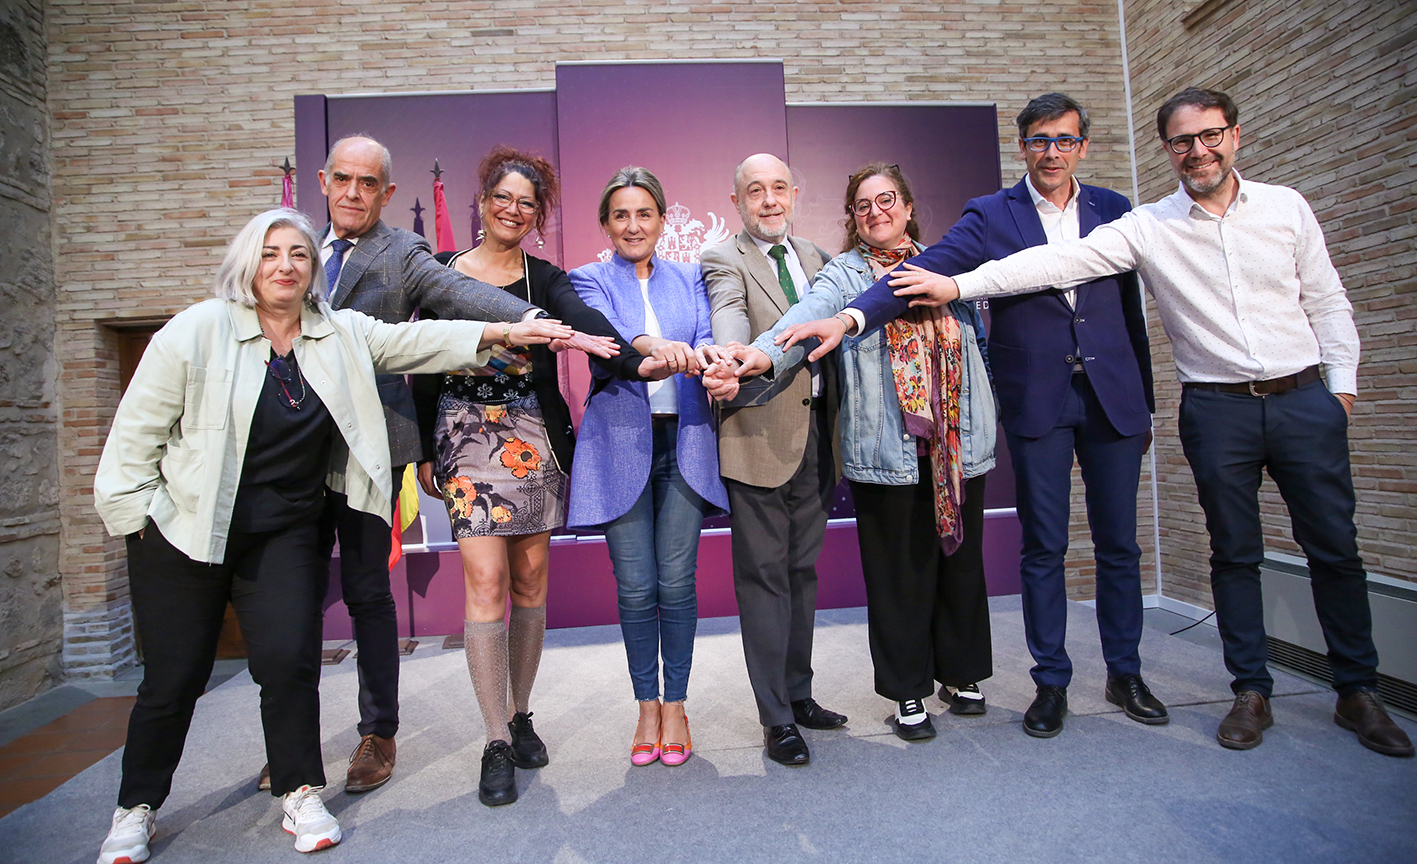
701,154,846,767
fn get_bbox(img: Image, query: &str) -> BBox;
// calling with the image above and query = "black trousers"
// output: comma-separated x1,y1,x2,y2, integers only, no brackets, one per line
1179,380,1378,697
725,408,835,727
850,465,992,701
321,485,401,739
119,522,326,807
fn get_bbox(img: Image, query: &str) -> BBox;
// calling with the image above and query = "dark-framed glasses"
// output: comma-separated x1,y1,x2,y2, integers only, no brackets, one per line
1165,126,1231,154
1022,135,1085,153
851,190,899,216
490,190,538,215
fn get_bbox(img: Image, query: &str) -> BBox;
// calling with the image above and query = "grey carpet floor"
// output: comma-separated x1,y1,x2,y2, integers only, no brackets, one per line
2,596,1414,864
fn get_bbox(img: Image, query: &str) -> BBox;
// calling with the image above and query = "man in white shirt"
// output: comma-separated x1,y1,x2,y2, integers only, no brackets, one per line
854,88,1411,757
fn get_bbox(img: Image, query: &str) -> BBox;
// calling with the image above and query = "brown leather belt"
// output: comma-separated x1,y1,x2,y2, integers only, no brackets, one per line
1183,365,1321,397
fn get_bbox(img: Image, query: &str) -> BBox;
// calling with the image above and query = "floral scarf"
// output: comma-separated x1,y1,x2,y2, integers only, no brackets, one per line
858,240,966,553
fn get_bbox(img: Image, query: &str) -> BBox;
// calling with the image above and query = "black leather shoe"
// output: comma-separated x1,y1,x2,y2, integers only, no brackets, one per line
1335,690,1415,757
791,698,847,730
1105,674,1170,725
890,699,937,741
1024,685,1067,738
764,724,811,766
478,741,518,807
507,711,549,768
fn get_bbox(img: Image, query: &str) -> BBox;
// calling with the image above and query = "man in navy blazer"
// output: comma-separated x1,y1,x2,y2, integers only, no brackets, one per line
831,94,1165,738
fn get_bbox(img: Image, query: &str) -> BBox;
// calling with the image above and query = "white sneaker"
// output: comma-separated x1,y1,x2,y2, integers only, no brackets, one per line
97,804,155,864
281,785,342,853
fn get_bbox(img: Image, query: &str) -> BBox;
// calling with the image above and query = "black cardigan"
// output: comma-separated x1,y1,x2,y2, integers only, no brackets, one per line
412,251,648,473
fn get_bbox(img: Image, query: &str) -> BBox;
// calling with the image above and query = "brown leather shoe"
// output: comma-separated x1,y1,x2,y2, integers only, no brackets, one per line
1334,690,1415,757
1216,690,1272,750
346,734,396,792
257,762,271,792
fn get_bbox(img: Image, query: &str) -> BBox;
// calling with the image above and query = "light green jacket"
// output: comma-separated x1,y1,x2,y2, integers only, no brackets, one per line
94,298,492,564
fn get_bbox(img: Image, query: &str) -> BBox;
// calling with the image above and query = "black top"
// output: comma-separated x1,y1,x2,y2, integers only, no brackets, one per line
413,251,649,472
442,269,535,405
230,349,336,533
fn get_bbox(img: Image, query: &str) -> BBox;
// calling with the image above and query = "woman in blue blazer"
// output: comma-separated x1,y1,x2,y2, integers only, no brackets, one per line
568,167,729,768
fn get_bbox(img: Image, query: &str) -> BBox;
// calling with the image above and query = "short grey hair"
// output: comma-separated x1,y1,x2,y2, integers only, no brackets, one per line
214,208,326,309
322,135,394,189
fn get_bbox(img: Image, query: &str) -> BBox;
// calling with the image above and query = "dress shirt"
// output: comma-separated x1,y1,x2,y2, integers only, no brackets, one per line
639,277,679,415
955,172,1359,394
1025,174,1081,309
749,233,821,396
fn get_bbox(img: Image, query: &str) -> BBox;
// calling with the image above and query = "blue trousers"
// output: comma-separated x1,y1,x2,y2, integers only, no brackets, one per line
1008,373,1147,689
603,419,709,703
1179,379,1378,697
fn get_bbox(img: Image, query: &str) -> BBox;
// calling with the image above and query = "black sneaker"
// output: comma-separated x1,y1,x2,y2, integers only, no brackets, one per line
507,711,549,768
942,684,987,716
478,741,518,807
891,699,936,741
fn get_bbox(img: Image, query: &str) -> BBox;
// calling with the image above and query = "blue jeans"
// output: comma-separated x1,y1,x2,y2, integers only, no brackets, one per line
603,418,709,703
1179,379,1377,698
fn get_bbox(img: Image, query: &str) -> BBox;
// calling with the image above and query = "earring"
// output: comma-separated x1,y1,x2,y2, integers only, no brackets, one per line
476,227,485,243
535,232,545,249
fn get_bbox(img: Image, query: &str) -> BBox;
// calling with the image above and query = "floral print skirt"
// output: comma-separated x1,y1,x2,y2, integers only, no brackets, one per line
433,391,568,538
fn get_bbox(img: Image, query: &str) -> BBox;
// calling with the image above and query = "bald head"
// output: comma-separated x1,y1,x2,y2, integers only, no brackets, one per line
319,136,397,239
731,153,797,243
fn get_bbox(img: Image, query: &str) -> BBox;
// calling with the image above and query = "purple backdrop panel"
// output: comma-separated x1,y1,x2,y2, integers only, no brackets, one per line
293,95,327,229
555,61,788,271
784,103,1002,255
298,91,563,265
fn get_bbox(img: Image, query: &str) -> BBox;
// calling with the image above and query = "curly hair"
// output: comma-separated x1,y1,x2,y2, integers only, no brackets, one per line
842,162,920,253
478,145,560,235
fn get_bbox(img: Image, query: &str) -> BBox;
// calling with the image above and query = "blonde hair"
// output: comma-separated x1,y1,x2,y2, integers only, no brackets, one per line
214,208,326,309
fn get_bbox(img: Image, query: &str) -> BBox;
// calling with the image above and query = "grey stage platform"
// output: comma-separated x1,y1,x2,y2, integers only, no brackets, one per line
2,596,1413,864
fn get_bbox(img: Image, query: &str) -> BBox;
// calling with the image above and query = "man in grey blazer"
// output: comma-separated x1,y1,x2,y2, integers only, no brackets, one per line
701,154,846,766
304,136,536,793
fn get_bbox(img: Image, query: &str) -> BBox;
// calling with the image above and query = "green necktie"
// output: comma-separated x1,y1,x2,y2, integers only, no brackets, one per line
767,244,799,305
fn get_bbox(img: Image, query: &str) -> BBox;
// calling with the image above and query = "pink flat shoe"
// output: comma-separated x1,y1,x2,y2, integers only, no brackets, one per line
630,738,661,767
660,717,692,767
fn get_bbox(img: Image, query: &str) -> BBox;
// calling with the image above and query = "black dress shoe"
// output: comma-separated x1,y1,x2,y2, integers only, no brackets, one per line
507,711,549,768
478,740,518,807
764,724,811,766
1105,674,1170,725
791,698,848,730
1024,685,1067,738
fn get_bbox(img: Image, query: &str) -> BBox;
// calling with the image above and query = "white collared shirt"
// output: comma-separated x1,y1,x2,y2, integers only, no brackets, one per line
1025,174,1082,309
955,172,1359,394
750,234,822,396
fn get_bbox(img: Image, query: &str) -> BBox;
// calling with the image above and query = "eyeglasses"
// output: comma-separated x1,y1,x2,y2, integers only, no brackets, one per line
851,190,899,216
490,190,538,215
1022,135,1085,153
1165,126,1231,154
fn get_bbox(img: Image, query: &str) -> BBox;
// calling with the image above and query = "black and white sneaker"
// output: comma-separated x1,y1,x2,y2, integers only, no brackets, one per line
507,711,549,769
890,699,936,741
943,684,987,716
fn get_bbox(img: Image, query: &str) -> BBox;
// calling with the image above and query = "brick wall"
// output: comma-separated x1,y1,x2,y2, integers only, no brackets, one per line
0,0,63,709
1123,0,1417,606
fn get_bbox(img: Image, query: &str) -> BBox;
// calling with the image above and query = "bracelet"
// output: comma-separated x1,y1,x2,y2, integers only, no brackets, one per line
502,324,513,346
834,312,854,331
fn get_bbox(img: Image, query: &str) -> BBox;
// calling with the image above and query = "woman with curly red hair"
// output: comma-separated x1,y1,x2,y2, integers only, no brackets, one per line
415,146,663,807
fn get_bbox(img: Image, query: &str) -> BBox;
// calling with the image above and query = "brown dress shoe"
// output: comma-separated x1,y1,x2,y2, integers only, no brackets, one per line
1334,690,1415,757
1217,690,1272,750
346,734,396,792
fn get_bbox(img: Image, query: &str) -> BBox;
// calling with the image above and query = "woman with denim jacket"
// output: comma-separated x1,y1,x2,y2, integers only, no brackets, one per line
726,163,996,741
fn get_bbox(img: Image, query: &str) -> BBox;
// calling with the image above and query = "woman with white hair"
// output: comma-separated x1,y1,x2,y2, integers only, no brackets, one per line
91,208,577,863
